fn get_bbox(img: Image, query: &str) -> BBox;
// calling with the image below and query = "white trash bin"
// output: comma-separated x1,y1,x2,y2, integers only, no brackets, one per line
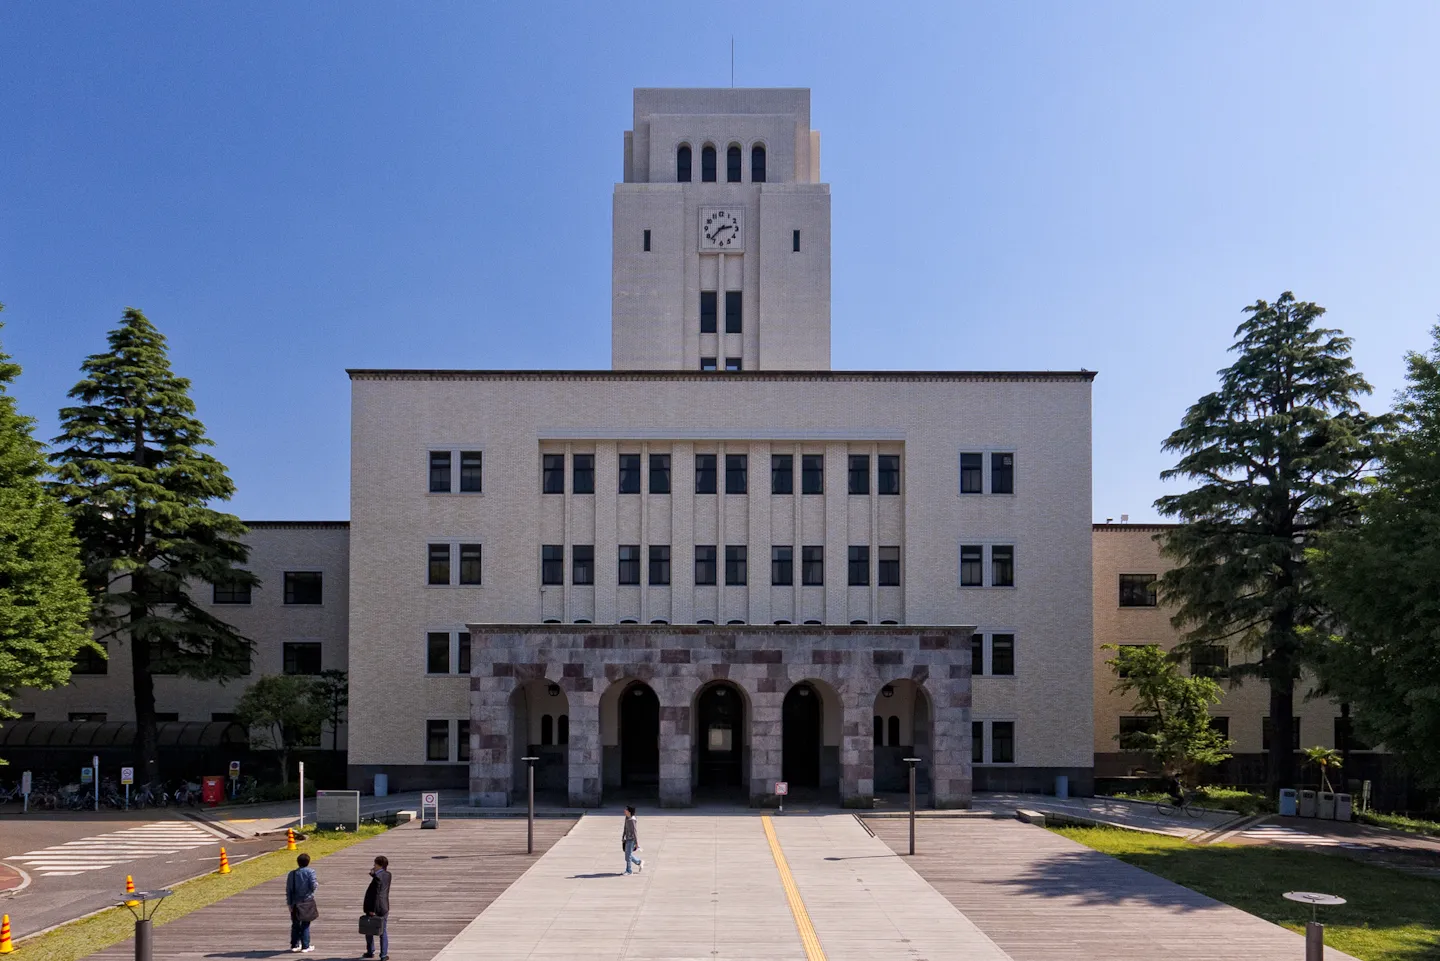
1335,793,1353,822
1318,791,1336,819
1299,789,1317,818
374,773,389,797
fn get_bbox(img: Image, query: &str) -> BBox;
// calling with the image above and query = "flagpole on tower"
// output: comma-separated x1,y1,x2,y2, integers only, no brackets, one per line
731,37,734,87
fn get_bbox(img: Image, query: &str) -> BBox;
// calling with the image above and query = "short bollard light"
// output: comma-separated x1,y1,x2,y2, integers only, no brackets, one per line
1283,891,1345,961
522,756,539,855
118,889,173,961
903,757,921,856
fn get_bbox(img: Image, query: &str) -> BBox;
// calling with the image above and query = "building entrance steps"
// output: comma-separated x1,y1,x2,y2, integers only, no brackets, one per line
432,813,1014,961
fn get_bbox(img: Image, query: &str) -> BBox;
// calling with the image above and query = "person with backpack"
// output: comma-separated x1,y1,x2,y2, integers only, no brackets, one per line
361,855,391,960
285,852,319,953
621,805,643,875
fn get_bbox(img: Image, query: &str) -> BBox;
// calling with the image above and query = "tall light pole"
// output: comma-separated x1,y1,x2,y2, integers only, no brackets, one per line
521,756,539,854
903,757,920,856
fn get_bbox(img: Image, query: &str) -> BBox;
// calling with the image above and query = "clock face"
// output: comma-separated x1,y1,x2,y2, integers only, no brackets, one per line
700,208,743,250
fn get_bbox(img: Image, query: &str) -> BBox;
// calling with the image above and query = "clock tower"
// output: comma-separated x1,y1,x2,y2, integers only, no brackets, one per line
611,88,831,371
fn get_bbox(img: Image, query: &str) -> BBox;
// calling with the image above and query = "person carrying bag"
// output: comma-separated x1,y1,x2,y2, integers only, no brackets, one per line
285,852,319,953
359,855,391,960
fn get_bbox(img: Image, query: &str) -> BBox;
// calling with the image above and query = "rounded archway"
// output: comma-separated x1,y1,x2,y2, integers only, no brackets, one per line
614,680,660,794
694,681,748,797
872,679,932,799
507,678,570,804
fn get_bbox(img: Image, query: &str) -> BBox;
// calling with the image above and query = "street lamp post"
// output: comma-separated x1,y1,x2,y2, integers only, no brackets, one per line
902,757,920,856
119,888,172,961
521,756,539,854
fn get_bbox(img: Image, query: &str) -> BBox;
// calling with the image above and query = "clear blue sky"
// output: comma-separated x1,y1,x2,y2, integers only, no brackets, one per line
3,3,1436,522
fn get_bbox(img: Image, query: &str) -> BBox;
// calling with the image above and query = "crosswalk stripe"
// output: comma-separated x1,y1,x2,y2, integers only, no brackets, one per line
5,823,218,876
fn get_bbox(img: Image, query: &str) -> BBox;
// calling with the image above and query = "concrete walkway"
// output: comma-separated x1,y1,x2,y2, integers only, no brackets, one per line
971,792,1241,838
433,813,1013,961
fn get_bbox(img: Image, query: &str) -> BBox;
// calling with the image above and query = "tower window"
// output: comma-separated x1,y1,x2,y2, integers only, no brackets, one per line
802,454,824,494
752,145,766,183
619,453,642,494
643,229,651,252
695,454,718,494
725,291,742,333
792,229,800,252
695,545,718,585
725,358,743,371
726,144,742,182
700,291,718,334
573,454,595,494
677,145,692,183
771,454,793,494
618,545,641,586
701,357,717,371
702,145,717,182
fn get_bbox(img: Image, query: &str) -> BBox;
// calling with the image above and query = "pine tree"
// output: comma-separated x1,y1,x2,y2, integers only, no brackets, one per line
50,308,257,780
1156,292,1389,797
0,309,94,730
1312,324,1440,788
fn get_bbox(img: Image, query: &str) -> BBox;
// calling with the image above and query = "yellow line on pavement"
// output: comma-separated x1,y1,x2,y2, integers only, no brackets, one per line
761,815,826,961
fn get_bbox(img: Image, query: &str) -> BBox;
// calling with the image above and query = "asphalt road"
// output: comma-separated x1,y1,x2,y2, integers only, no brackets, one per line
0,808,281,940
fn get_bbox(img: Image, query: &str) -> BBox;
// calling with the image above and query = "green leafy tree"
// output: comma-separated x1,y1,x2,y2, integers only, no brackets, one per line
234,675,327,784
49,308,257,780
1303,745,1343,793
1155,292,1388,797
1104,644,1233,778
1312,324,1440,788
0,310,94,735
312,668,348,751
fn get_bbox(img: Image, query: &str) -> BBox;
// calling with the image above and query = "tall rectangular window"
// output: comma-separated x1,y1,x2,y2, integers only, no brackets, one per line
618,545,641,586
429,451,452,493
725,546,747,586
771,546,793,586
695,454,717,494
802,454,824,494
960,546,984,587
972,721,984,763
970,635,985,675
992,546,1015,587
960,453,983,494
700,291,718,334
1119,574,1158,607
572,545,594,585
573,454,595,494
848,454,870,495
283,642,323,675
650,454,671,494
619,453,642,494
772,455,793,494
542,454,565,494
426,720,450,762
457,632,471,674
802,546,824,586
725,291,742,333
72,640,108,675
695,545,717,586
459,451,483,492
725,454,748,494
284,571,323,605
991,634,1015,675
991,721,1015,763
1262,716,1301,752
457,720,471,762
848,546,870,586
648,546,671,586
213,579,252,605
792,229,801,252
541,545,564,585
458,544,483,585
428,544,451,586
877,455,900,495
643,229,651,252
878,546,900,586
427,632,450,674
991,452,1014,494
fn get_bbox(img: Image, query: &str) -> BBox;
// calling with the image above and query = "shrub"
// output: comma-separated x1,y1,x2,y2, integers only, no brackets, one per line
1357,810,1440,837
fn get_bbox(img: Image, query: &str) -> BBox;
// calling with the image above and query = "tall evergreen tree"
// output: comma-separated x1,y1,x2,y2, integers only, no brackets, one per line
0,309,94,730
1312,325,1440,788
1156,292,1388,797
50,308,257,780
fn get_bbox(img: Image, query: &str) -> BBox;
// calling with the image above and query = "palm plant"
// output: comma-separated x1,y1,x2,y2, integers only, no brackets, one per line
1304,746,1343,793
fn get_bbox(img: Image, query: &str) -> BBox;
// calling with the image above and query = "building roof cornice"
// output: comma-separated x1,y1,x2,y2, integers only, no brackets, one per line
346,369,1098,384
244,521,350,529
1093,523,1180,532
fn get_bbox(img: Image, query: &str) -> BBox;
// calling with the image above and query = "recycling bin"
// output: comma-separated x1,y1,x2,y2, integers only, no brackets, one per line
1318,791,1336,819
1278,788,1297,816
374,773,389,797
1298,789,1317,818
1335,793,1353,821
202,776,225,806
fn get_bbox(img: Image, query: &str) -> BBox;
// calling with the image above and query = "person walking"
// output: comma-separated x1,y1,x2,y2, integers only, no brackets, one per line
361,855,391,960
285,852,319,953
621,805,643,875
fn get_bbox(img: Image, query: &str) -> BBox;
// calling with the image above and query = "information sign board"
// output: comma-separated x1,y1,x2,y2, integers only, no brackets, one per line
121,766,134,785
775,781,789,796
81,766,94,784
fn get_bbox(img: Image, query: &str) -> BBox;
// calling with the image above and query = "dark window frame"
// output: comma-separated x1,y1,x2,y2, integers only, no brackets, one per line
429,450,452,493
960,546,984,587
992,545,1015,588
878,455,900,495
991,634,1015,676
991,720,1015,764
848,546,870,587
848,454,870,495
283,641,323,676
643,229,651,252
772,454,794,494
458,543,482,586
752,144,767,182
541,545,564,586
960,452,983,494
801,546,824,586
542,453,565,494
212,579,252,605
571,545,594,586
726,143,742,182
701,357,717,371
725,454,748,494
991,452,1014,494
618,453,642,494
700,291,718,334
618,545,641,586
878,546,900,587
972,721,985,763
725,357,743,371
428,543,451,586
283,571,323,605
701,144,717,182
771,546,794,586
649,454,671,494
1119,574,1159,607
695,545,718,586
724,291,742,333
648,545,671,586
725,546,748,586
677,144,692,182
572,453,596,495
72,640,108,675
459,451,483,492
695,454,717,494
426,719,450,762
426,632,450,674
801,454,824,495
971,635,985,675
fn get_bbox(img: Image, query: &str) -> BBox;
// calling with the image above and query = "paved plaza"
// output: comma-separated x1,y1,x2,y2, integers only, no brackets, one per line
70,813,1362,961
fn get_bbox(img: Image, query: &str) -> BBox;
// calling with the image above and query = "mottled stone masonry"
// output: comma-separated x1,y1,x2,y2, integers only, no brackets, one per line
467,624,973,809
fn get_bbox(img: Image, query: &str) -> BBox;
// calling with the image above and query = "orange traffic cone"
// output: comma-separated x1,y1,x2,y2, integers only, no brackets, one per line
286,828,296,851
125,874,138,906
0,913,14,953
217,847,231,875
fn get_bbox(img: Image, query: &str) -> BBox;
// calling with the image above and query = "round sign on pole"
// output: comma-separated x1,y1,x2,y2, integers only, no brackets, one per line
121,767,134,785
229,760,241,777
422,791,438,806
775,781,789,796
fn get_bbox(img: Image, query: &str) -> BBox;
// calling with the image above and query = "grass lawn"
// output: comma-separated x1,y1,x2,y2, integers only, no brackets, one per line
1053,825,1440,961
18,824,387,961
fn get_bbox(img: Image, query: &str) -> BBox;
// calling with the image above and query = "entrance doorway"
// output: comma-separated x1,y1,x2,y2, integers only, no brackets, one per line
696,683,745,789
619,681,660,788
782,682,822,787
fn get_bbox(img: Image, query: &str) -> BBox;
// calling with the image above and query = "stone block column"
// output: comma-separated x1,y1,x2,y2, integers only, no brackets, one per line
748,685,783,804
931,672,972,808
658,703,693,807
568,686,603,807
470,673,513,807
839,684,875,807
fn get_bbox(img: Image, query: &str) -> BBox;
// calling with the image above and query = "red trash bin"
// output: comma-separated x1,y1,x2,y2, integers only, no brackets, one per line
202,776,225,806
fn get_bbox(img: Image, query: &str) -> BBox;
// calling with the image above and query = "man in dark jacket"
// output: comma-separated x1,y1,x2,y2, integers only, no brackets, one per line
362,855,391,960
285,852,319,953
